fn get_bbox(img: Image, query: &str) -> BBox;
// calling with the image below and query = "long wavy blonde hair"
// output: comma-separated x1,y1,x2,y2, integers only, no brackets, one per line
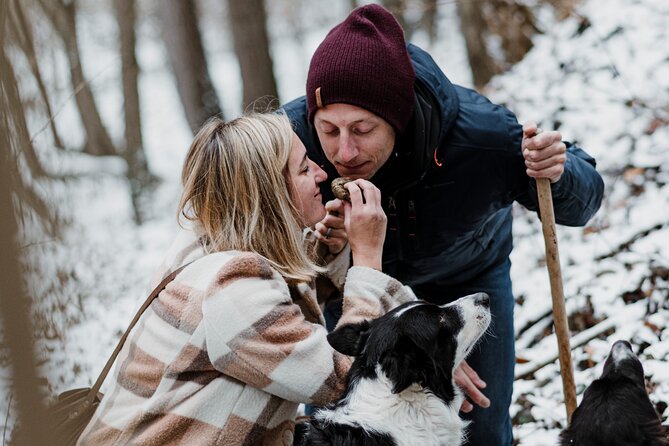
178,112,321,283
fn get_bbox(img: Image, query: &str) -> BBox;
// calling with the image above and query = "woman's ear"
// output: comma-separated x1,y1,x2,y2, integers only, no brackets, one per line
327,321,371,356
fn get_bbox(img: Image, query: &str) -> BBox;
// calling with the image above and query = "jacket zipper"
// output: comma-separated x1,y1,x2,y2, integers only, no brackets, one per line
387,194,404,261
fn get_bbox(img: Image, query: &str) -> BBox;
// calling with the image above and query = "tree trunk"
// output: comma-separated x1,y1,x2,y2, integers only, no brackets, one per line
1,45,47,179
9,0,64,150
543,0,578,20
1,44,56,233
456,0,498,90
227,0,278,109
0,5,50,443
158,0,222,134
485,0,538,66
421,0,438,45
36,0,117,156
114,0,151,224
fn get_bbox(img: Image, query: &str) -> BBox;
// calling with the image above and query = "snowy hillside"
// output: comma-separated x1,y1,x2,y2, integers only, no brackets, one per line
488,0,669,441
3,0,668,444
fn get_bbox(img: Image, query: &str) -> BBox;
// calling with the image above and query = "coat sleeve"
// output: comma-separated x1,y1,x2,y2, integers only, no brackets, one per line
201,253,414,406
514,142,604,226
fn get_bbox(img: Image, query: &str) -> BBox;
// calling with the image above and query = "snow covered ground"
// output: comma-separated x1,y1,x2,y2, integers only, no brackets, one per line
489,0,669,440
3,0,668,443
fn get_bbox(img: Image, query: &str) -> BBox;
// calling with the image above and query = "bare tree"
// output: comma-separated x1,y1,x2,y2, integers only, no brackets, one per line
158,0,222,134
0,4,50,444
8,0,64,150
543,0,579,20
0,39,56,234
457,0,498,89
484,0,538,67
36,0,117,156
115,0,151,224
421,0,438,45
227,0,278,109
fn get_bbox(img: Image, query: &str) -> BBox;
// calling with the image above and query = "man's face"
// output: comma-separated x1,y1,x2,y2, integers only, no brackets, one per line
314,103,395,180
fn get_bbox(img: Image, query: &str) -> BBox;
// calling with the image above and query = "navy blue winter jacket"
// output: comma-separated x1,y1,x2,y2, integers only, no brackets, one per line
283,44,604,300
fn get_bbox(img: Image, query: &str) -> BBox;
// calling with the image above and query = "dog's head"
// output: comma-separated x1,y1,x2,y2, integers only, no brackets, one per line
327,293,491,403
560,340,669,446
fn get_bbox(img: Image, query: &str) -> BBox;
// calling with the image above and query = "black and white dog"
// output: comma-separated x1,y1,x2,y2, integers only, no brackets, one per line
295,292,491,446
559,340,669,446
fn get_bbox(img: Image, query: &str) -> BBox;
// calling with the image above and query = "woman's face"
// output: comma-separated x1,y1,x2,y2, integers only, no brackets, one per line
287,133,328,227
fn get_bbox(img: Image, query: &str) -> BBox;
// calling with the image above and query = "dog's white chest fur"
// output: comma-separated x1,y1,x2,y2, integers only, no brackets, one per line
315,366,468,446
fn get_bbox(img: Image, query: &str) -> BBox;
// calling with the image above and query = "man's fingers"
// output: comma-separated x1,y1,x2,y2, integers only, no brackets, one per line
461,361,486,388
525,153,567,172
524,131,562,152
461,379,490,408
522,122,538,138
454,364,490,409
460,399,474,413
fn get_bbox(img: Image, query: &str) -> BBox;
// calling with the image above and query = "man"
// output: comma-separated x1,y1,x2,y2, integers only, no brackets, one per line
283,4,604,445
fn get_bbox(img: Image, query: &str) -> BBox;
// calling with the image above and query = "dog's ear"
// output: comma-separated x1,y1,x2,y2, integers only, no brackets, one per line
380,337,430,394
327,321,371,356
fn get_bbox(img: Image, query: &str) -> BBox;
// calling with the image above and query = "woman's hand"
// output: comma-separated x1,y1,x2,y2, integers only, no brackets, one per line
343,180,386,270
314,199,347,255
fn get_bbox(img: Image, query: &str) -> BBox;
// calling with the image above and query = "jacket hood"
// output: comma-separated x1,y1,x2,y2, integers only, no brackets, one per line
407,43,459,163
371,44,460,192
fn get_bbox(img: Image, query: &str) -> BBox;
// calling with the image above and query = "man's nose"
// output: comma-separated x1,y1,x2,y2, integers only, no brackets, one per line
338,133,358,163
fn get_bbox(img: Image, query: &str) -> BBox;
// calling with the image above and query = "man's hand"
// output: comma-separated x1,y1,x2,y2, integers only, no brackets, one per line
522,122,567,183
314,199,347,255
454,360,490,413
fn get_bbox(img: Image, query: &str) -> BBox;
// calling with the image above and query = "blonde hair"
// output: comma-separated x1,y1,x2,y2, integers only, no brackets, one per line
178,112,322,283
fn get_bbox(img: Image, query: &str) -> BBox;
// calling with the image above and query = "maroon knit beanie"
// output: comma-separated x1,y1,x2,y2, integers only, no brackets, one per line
306,4,416,133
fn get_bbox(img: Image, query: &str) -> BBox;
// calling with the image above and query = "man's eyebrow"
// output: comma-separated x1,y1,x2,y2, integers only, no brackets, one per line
317,117,372,126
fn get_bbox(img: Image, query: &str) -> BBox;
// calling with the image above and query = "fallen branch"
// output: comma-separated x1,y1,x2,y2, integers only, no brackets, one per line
595,223,668,261
515,315,617,380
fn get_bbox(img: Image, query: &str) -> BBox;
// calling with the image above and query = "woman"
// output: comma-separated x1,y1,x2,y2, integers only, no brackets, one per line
78,113,415,446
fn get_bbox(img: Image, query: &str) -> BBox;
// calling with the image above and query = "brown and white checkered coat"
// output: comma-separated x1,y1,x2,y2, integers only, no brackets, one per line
78,228,415,446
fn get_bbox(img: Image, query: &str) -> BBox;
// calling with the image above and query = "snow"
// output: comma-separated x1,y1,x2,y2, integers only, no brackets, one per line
3,0,669,443
489,0,669,436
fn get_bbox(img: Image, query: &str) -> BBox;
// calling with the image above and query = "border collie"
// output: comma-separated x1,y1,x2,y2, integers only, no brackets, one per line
559,340,669,446
295,292,491,446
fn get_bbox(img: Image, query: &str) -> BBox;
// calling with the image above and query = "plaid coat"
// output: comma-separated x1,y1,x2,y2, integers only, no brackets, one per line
78,228,416,446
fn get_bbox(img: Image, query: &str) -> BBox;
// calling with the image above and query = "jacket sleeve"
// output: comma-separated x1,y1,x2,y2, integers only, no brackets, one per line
514,142,604,226
201,253,414,406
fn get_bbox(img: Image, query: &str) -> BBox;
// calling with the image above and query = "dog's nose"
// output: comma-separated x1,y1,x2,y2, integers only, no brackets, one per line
613,340,632,349
473,293,490,308
611,340,633,354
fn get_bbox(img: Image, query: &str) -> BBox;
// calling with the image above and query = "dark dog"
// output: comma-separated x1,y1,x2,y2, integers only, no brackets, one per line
559,340,669,446
295,293,491,446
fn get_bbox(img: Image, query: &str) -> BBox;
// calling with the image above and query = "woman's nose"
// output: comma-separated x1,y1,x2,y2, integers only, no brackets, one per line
314,163,328,184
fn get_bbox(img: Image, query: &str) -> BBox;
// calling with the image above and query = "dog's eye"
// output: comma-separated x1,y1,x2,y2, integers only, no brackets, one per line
439,314,446,324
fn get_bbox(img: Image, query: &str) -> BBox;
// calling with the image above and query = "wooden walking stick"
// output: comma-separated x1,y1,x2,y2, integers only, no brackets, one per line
536,175,578,422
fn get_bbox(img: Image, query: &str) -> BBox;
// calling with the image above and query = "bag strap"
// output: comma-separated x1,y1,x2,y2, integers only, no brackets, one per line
86,262,192,402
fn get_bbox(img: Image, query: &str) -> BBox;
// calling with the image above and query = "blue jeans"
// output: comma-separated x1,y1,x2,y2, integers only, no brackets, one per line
318,258,515,445
433,258,515,446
